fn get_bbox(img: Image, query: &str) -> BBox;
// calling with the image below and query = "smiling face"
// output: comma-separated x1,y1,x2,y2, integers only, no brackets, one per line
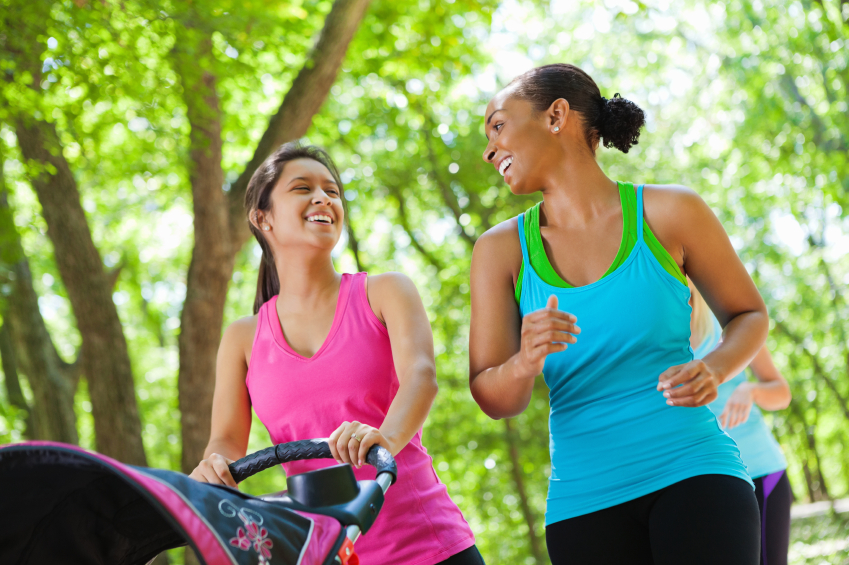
482,84,588,195
256,158,345,253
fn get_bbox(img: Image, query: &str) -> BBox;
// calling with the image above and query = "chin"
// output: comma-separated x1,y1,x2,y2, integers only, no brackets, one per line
506,177,531,196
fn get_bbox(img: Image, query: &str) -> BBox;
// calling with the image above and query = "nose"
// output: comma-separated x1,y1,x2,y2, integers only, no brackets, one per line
482,139,497,163
313,190,332,205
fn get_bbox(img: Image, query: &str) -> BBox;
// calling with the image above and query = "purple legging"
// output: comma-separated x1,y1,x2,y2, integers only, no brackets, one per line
753,470,793,565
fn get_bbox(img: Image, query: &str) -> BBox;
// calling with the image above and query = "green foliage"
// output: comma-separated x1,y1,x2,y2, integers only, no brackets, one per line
1,0,848,562
789,512,849,564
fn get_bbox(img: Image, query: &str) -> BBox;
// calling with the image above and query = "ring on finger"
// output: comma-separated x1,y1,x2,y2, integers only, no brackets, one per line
351,433,361,443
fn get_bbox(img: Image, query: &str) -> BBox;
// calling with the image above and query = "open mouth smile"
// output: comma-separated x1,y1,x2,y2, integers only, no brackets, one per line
498,156,513,176
306,214,334,225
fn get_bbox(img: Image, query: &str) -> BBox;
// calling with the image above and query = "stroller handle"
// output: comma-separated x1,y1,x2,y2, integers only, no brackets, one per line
228,438,398,485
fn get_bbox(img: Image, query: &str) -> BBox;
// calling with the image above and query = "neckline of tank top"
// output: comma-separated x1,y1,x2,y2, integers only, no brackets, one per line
268,274,354,361
520,186,649,295
529,181,634,287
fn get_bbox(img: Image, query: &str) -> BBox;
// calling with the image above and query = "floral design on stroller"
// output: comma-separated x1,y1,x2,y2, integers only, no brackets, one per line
0,438,397,565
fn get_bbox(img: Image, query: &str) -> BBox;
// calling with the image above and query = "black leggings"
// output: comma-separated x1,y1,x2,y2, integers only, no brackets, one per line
437,544,486,564
753,470,793,565
545,474,760,565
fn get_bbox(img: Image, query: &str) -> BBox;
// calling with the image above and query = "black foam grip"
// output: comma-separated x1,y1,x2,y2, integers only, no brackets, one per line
229,445,280,483
228,438,397,484
365,444,397,485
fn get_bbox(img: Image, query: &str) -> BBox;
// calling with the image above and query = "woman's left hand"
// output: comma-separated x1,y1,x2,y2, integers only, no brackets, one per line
718,382,754,429
657,359,721,407
328,421,390,468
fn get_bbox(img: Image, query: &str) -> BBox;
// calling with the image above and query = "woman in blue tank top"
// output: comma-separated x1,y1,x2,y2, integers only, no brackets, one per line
468,63,767,564
690,281,793,565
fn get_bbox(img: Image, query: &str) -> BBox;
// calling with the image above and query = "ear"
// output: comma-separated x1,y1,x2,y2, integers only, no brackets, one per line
546,98,570,132
250,209,269,232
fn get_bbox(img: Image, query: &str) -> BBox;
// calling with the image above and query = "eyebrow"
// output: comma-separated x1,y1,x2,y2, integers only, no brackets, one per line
288,176,338,185
486,109,504,125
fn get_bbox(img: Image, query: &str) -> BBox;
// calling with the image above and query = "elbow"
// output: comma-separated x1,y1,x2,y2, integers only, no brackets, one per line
418,363,439,400
469,382,520,421
778,383,792,410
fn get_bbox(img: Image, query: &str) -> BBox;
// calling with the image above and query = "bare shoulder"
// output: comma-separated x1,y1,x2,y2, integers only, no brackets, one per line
473,216,522,281
476,216,521,249
642,184,715,234
221,315,258,359
642,183,704,210
367,271,420,298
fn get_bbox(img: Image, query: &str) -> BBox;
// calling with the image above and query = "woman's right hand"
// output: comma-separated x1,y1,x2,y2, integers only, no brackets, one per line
517,295,580,378
189,453,238,488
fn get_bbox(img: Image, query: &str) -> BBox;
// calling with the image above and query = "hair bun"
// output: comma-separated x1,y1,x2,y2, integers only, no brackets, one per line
597,93,645,153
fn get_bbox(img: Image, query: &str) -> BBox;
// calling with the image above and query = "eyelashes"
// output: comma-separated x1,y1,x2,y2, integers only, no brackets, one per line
293,186,340,197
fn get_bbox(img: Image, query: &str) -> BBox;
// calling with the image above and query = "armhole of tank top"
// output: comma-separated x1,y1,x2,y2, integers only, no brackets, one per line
359,272,390,336
245,303,267,388
637,184,688,287
516,213,531,310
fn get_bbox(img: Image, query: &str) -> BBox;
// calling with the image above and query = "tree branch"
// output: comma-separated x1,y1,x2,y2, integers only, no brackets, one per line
774,319,849,423
227,0,373,247
346,216,366,272
420,115,478,249
386,183,443,270
503,418,546,564
0,320,33,438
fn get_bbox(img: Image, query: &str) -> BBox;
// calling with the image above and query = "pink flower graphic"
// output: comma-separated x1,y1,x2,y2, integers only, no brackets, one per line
227,509,274,560
245,521,273,558
229,527,251,551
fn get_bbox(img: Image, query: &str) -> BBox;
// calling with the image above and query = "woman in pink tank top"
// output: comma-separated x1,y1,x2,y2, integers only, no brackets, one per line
189,143,482,565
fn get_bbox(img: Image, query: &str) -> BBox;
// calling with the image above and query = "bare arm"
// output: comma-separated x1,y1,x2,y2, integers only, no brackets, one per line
718,344,791,429
653,186,769,406
468,221,579,419
746,345,792,410
328,273,439,467
189,317,255,486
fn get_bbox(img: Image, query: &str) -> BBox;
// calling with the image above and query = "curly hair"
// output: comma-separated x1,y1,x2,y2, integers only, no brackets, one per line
509,64,645,154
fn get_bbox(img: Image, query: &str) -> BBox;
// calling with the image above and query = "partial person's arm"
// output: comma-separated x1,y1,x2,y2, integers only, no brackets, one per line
328,273,439,467
719,345,792,429
468,221,580,420
188,318,255,487
649,186,769,406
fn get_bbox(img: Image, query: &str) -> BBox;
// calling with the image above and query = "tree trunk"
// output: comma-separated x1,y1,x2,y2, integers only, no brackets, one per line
0,322,34,438
5,1,146,464
0,165,78,443
808,403,831,500
503,418,546,564
172,28,231,478
13,118,145,463
172,0,374,477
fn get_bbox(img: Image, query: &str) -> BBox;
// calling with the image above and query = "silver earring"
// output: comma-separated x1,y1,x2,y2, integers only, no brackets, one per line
553,126,560,132
263,226,270,231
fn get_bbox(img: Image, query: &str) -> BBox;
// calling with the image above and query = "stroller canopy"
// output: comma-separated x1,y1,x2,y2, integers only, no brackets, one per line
0,442,347,565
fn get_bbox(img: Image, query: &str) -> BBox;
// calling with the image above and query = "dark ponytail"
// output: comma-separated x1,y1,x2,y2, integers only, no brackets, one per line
509,63,645,154
244,142,346,314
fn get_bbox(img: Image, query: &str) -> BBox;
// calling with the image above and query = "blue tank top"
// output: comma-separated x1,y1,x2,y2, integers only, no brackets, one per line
694,317,788,479
517,185,752,525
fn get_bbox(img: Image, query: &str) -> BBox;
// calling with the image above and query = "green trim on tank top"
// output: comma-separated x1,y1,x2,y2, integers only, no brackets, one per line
515,181,687,303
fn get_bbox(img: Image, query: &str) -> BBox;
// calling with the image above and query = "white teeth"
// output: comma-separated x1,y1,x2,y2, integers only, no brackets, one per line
499,157,513,176
307,215,333,224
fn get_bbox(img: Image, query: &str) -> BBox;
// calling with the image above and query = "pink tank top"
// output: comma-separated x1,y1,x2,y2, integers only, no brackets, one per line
246,272,475,565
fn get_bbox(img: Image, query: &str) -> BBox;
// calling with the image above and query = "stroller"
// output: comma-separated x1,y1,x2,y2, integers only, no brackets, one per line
0,438,397,565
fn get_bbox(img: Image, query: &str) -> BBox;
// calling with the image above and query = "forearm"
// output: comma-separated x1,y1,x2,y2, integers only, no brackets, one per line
380,363,439,455
470,353,536,420
202,437,248,462
703,309,769,384
747,380,791,411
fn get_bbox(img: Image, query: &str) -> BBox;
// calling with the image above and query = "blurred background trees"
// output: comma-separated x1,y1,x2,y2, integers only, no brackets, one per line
0,0,847,563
